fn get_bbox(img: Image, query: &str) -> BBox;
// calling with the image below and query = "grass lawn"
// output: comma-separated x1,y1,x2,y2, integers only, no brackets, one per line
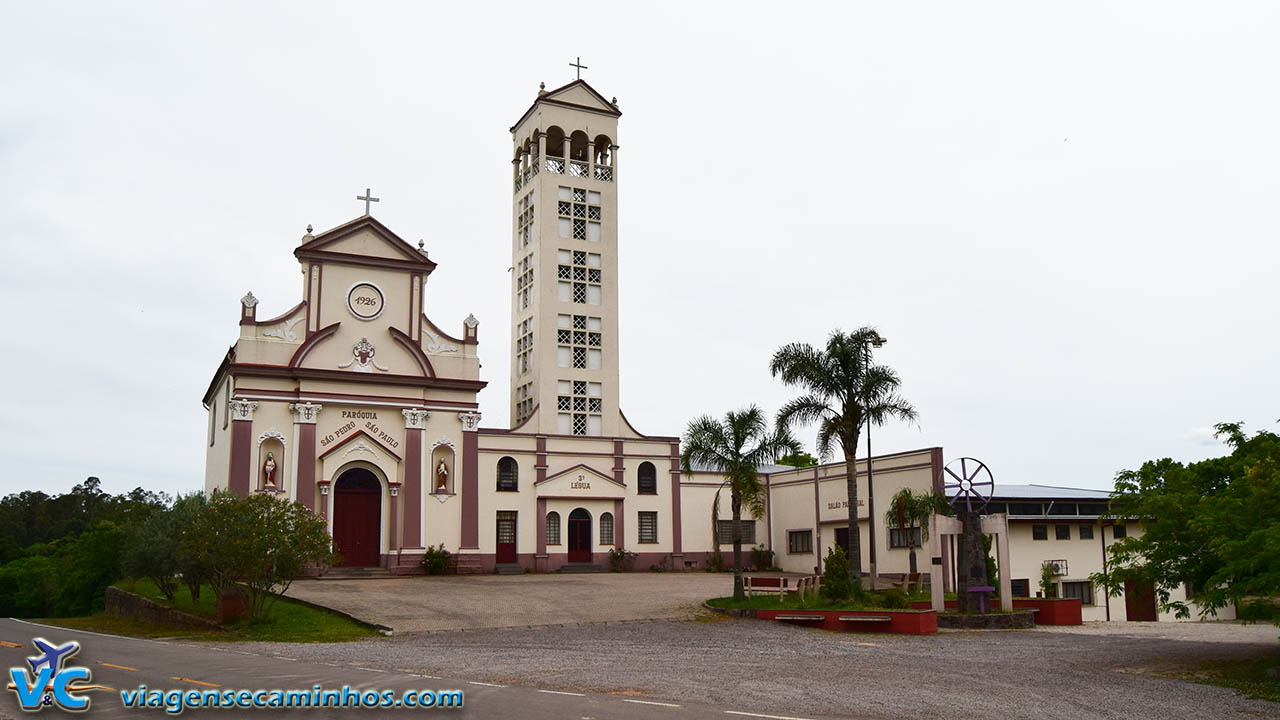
1160,655,1280,704
34,579,380,643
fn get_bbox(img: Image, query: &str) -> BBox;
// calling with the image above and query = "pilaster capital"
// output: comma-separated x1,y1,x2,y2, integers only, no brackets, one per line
458,411,482,432
402,408,431,430
289,402,323,424
228,399,259,422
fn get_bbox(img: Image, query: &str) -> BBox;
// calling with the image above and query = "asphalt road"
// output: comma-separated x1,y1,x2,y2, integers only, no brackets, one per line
0,618,826,719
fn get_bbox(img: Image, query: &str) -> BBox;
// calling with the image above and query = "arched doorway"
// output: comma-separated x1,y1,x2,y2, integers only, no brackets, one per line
567,508,591,563
333,468,381,567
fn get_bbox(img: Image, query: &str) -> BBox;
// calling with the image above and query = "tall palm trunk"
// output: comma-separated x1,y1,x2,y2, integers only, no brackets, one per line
844,445,862,582
731,486,745,600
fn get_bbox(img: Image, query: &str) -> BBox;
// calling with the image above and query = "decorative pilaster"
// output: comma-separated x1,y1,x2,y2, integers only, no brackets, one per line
290,403,321,512
318,480,330,520
669,442,682,558
459,412,481,549
227,399,258,497
401,409,429,549
388,482,401,554
240,291,258,325
613,498,624,549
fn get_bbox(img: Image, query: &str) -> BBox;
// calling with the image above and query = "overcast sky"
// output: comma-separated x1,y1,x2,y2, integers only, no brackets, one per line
2,2,1277,499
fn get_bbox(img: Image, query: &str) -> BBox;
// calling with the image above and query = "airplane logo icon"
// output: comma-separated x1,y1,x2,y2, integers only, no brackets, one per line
26,638,80,676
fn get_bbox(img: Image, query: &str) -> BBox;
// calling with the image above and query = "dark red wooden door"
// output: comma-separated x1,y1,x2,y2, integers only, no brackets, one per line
334,470,381,567
496,511,517,563
567,508,591,563
1124,580,1158,621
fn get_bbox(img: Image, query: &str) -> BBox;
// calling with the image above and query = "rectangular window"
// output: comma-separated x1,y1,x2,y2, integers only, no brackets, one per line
546,512,561,546
638,512,658,544
599,513,614,545
787,530,813,554
1113,523,1127,539
1055,524,1071,540
1061,581,1094,605
496,511,517,543
1009,503,1044,516
1011,578,1030,597
1032,524,1048,541
1078,524,1094,540
557,379,603,436
716,520,756,545
888,527,922,548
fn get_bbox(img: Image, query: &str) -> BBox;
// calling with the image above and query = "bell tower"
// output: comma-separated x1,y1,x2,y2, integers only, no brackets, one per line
508,79,621,436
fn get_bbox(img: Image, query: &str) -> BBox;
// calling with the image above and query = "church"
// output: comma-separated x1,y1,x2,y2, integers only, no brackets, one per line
201,78,941,576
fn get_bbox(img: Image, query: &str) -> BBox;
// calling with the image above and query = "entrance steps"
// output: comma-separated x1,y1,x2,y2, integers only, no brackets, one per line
495,563,524,575
558,563,607,574
320,566,393,580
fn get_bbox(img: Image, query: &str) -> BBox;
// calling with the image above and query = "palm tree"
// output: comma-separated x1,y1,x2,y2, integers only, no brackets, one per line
771,327,918,584
883,488,951,583
681,406,797,600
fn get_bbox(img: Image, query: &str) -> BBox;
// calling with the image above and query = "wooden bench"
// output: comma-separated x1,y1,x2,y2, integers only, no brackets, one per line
838,615,892,622
744,576,790,598
774,614,824,621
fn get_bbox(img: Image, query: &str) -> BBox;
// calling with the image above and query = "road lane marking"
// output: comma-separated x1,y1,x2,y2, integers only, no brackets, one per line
0,641,24,648
467,681,506,688
538,689,585,697
171,677,221,688
623,699,682,708
97,662,139,671
725,712,814,720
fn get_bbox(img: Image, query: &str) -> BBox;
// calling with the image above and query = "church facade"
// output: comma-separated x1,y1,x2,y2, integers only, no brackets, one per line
202,79,943,575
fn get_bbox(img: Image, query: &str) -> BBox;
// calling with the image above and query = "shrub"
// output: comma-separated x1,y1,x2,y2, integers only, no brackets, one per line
821,544,854,600
1040,563,1057,598
750,545,774,571
608,547,636,572
421,544,451,575
707,548,725,572
878,588,910,609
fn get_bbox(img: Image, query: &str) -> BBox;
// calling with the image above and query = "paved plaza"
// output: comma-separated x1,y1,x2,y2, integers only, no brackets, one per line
286,572,744,633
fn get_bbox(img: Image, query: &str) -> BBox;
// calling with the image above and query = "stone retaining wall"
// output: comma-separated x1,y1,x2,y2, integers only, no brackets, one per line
936,610,1036,629
105,587,219,629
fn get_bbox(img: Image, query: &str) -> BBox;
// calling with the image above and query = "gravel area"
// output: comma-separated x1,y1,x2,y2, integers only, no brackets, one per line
212,617,1280,719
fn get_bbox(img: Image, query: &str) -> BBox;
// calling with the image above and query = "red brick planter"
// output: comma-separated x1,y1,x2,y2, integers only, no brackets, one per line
756,608,937,635
1012,598,1082,625
909,598,1082,625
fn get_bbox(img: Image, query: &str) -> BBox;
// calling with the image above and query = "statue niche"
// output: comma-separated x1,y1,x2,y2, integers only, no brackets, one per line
430,440,456,495
258,435,286,493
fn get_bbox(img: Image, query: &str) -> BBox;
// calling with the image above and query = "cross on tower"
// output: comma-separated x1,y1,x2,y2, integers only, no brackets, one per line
356,187,380,216
570,56,588,80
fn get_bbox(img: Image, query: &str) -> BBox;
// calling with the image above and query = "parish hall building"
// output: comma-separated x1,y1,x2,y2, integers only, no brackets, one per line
200,78,1223,625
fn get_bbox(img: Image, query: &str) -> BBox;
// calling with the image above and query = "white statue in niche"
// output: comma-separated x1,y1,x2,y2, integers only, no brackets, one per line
435,459,449,492
263,452,277,488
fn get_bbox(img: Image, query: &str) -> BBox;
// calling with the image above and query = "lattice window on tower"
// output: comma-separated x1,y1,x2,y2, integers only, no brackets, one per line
556,314,602,369
557,249,602,306
556,379,602,436
516,253,534,311
514,317,534,377
514,382,535,425
516,192,535,249
557,187,601,242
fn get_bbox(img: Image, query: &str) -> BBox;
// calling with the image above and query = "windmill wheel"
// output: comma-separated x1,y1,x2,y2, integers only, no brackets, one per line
940,457,994,513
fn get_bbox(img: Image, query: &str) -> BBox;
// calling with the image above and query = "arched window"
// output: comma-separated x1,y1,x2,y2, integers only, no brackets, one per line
638,461,657,495
497,457,518,492
599,512,614,545
546,511,561,545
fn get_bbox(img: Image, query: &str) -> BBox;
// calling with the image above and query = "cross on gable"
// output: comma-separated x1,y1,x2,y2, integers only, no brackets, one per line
356,187,380,215
570,56,588,80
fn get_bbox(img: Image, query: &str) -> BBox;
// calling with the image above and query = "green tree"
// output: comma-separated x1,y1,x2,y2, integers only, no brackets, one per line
121,511,180,603
1090,422,1280,622
682,406,797,600
882,488,950,577
777,452,818,468
171,493,210,604
821,544,854,601
771,328,918,583
199,491,337,619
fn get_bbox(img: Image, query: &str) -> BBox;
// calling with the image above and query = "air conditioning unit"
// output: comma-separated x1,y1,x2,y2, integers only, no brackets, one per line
1044,559,1068,576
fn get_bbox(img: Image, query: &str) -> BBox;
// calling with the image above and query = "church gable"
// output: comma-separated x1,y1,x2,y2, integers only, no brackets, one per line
542,81,620,115
536,463,624,498
296,216,436,270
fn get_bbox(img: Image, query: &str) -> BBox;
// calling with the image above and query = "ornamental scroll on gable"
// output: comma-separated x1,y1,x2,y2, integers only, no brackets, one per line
337,337,390,373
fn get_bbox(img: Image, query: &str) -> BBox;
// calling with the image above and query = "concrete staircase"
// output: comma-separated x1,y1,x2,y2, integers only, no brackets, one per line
558,563,607,574
495,563,524,575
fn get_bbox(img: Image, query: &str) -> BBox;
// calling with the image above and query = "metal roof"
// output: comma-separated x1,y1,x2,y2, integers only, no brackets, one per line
947,483,1113,500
